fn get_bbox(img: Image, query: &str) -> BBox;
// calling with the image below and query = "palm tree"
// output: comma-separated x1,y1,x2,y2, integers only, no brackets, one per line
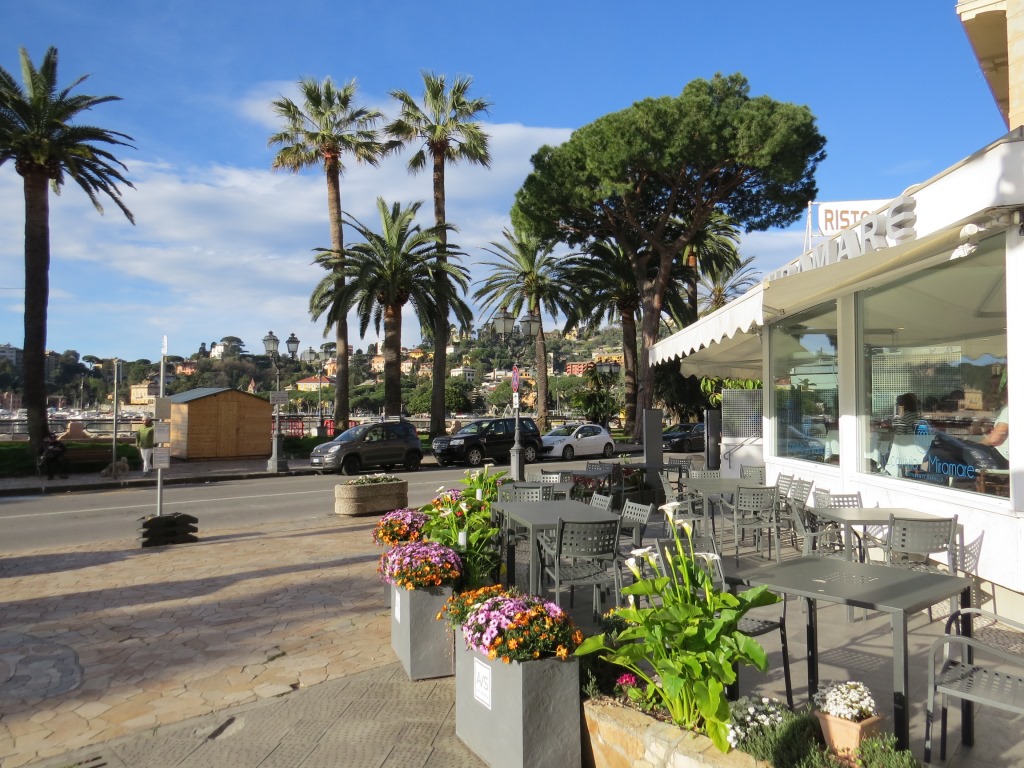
560,239,690,435
680,210,742,319
474,228,570,432
0,46,135,450
269,76,391,431
312,199,471,417
697,255,761,316
387,72,492,437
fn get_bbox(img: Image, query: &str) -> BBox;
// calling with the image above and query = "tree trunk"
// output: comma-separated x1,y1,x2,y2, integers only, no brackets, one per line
429,151,449,437
383,304,402,418
22,171,51,453
633,288,662,444
326,161,350,430
534,315,548,432
620,305,639,436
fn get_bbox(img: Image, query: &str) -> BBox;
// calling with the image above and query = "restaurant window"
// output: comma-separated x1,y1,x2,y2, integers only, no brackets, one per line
770,301,838,463
859,234,1008,497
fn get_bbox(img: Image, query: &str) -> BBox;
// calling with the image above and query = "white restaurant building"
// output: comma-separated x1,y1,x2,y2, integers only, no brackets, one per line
651,2,1024,600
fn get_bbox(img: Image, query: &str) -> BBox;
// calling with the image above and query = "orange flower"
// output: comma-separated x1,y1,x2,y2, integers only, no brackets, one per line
556,645,568,660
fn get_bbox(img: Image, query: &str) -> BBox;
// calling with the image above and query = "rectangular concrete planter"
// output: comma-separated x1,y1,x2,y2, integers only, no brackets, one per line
390,584,454,681
455,642,581,768
334,480,408,516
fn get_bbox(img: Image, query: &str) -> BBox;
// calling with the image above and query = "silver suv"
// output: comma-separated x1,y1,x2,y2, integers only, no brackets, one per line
310,420,423,475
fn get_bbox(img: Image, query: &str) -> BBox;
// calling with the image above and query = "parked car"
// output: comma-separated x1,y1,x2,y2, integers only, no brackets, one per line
431,417,541,467
541,423,615,461
310,419,423,474
663,422,705,453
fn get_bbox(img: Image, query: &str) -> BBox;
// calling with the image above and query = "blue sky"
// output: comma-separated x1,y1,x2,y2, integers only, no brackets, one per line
0,1,1006,363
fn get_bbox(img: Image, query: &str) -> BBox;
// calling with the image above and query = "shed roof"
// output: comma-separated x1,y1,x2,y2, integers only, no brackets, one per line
168,387,268,405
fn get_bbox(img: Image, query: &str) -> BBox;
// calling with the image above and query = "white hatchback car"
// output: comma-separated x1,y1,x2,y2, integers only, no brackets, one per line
541,423,615,461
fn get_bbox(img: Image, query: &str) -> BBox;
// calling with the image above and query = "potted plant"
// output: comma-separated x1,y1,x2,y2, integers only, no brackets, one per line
334,473,408,516
449,587,584,768
575,517,781,752
420,467,503,588
372,507,428,546
813,680,884,759
380,541,463,681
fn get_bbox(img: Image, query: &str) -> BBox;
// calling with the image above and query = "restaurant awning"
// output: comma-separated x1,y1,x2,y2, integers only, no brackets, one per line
651,225,965,377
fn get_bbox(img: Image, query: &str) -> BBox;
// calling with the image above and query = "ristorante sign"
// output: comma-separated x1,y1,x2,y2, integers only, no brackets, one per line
769,195,918,281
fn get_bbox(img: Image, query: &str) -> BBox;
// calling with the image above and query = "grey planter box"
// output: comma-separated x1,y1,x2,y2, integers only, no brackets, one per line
455,642,581,768
391,584,454,681
334,480,408,516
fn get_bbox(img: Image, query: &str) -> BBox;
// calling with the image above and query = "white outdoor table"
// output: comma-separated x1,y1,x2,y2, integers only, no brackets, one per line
493,500,619,595
727,556,973,751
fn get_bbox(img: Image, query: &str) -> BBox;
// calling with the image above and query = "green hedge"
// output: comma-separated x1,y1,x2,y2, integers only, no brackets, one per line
0,441,141,478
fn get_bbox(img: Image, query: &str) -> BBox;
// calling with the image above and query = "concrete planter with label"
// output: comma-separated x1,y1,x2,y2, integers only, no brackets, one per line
390,584,454,681
334,479,408,516
455,642,581,768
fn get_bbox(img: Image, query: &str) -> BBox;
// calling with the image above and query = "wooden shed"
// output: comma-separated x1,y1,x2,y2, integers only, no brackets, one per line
168,388,271,460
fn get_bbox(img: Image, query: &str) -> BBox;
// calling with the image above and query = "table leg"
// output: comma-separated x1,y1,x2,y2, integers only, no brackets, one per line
504,518,516,588
961,586,974,746
844,523,857,622
805,597,818,701
529,524,541,595
891,610,910,750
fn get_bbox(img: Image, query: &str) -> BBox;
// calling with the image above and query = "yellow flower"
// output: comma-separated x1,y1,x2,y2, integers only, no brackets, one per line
556,645,568,659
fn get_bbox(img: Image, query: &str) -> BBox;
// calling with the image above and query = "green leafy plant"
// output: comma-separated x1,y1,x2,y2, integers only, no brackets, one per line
575,517,779,752
420,467,503,588
345,473,402,485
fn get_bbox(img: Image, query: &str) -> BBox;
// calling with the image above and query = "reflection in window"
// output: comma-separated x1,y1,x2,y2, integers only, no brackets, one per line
859,234,1008,497
770,302,838,463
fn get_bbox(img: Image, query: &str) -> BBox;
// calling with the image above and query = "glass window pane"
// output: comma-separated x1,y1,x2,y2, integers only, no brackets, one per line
770,302,838,463
859,235,1008,496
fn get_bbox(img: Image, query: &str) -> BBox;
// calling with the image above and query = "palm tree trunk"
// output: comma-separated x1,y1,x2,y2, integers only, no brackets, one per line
429,151,448,437
620,305,638,436
22,171,51,453
534,316,548,432
327,162,350,430
383,304,402,418
634,290,662,444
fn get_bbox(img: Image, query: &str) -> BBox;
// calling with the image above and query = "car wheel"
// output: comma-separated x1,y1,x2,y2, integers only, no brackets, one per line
561,445,575,461
435,458,448,467
682,440,692,453
523,444,538,463
602,443,614,458
404,452,422,471
466,447,484,467
341,455,361,475
382,464,394,471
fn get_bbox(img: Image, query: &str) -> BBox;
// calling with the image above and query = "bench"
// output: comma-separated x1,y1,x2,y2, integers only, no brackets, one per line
925,607,1024,763
37,444,126,477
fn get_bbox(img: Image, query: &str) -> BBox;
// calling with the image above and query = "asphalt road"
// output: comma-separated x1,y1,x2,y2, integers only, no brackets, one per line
0,459,594,554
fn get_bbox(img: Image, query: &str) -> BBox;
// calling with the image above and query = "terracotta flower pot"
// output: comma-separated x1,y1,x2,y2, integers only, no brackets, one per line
815,710,884,758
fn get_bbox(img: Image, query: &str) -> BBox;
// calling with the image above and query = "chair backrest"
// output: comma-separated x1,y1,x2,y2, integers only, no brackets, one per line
826,492,863,509
689,469,721,480
525,470,543,482
658,472,676,498
775,473,795,498
620,501,654,529
538,472,562,484
556,518,621,559
789,478,813,518
885,513,958,563
812,489,832,509
499,486,542,503
740,465,766,484
667,457,692,477
732,485,777,517
586,461,606,472
590,493,613,510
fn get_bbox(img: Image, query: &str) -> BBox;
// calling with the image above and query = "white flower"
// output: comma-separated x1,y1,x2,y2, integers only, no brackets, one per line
675,520,693,536
630,546,653,558
624,557,643,579
459,502,470,513
813,681,877,722
435,485,446,494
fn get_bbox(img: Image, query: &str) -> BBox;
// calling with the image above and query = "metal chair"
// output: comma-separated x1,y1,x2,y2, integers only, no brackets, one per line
656,533,793,709
720,485,780,565
688,469,721,480
499,485,543,503
924,608,1024,764
543,518,623,620
885,512,959,620
618,500,655,549
590,492,613,511
740,465,766,484
658,472,706,534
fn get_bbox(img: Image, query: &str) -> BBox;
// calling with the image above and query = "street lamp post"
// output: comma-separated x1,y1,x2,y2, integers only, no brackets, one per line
263,330,296,474
492,308,540,481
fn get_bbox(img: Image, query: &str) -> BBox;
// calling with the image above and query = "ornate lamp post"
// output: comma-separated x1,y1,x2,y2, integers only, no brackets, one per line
492,308,540,481
262,330,296,473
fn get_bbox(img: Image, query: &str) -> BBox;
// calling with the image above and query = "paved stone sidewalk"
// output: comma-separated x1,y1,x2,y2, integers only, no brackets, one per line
0,515,401,767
